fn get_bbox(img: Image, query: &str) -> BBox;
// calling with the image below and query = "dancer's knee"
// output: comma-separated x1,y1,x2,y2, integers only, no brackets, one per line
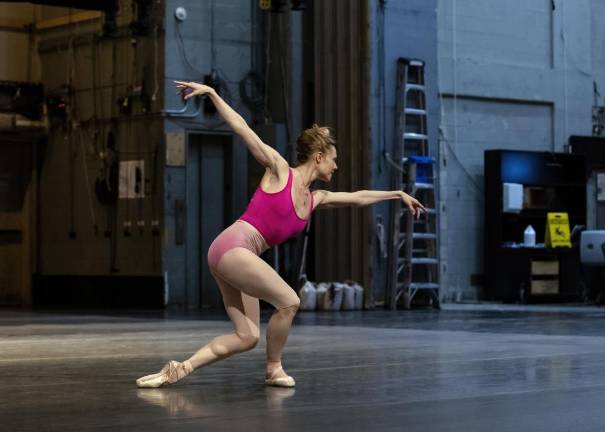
288,296,301,310
277,299,300,317
235,331,260,351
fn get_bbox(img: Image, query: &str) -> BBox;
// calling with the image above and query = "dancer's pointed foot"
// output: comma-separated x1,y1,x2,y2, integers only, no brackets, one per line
265,363,295,388
136,360,193,388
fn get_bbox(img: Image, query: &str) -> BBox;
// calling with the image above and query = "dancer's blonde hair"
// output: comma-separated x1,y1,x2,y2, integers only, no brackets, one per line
295,124,336,164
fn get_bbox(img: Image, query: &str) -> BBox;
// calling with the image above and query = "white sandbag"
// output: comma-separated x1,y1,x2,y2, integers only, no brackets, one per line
299,281,317,310
341,282,355,310
352,282,364,310
345,280,364,309
323,282,343,311
316,283,329,310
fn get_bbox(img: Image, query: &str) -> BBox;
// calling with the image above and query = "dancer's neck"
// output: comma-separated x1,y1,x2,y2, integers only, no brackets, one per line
293,163,317,189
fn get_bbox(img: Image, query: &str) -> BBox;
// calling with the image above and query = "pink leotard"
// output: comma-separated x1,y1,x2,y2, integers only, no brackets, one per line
240,168,313,246
207,168,313,269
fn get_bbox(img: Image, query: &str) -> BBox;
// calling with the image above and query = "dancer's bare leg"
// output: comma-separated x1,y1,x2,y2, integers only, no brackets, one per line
136,270,260,388
215,248,300,386
137,246,299,388
185,270,260,369
263,304,299,386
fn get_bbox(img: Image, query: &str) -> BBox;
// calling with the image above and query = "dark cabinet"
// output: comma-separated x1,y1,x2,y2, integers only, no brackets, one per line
484,150,586,302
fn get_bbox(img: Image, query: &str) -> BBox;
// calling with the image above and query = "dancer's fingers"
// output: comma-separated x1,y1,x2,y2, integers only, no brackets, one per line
412,198,426,212
408,204,416,218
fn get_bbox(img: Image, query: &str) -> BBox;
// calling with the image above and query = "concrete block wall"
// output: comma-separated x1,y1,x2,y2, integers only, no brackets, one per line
368,0,440,305
592,0,605,114
437,0,603,301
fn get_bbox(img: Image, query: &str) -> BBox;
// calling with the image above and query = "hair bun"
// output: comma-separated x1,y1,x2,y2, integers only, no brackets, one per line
295,124,336,164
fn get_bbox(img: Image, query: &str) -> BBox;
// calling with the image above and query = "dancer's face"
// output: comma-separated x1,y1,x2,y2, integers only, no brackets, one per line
315,146,338,182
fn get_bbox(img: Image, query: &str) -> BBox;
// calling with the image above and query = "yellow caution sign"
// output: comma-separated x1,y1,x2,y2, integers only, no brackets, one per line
545,212,572,248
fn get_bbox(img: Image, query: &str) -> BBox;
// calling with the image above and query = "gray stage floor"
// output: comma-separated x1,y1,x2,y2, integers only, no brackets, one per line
2,304,605,432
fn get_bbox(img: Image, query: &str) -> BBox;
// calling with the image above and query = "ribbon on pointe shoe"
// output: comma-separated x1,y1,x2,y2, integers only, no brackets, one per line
136,360,193,388
165,360,193,384
265,365,296,388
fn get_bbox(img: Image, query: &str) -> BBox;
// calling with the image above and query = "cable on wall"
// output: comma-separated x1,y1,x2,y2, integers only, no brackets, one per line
452,0,458,154
152,24,159,102
172,9,234,127
435,0,482,195
277,15,291,146
378,0,386,174
560,0,569,151
79,128,99,235
211,0,217,71
263,11,272,123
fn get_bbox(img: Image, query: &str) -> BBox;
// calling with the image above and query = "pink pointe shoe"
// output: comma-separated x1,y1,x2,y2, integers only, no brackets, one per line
136,360,192,388
265,365,296,388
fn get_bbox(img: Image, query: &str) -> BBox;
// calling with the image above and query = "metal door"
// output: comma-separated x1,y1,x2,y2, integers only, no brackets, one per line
186,133,232,310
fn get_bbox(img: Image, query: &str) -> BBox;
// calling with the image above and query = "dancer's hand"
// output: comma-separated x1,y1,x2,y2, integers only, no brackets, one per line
400,192,426,219
174,80,214,100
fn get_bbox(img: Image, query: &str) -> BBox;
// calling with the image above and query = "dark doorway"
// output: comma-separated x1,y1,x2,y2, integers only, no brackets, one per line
186,133,233,310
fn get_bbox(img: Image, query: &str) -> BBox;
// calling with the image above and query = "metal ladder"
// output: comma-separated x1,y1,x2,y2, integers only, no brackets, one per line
387,58,440,310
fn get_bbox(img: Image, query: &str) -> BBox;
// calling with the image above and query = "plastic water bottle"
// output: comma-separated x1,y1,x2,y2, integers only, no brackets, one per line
524,225,536,247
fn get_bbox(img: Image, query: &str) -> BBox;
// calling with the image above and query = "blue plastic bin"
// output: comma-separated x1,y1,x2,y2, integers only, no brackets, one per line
409,155,435,183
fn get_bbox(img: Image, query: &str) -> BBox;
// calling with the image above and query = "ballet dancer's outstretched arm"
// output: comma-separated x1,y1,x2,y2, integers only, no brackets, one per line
313,190,426,219
173,80,288,173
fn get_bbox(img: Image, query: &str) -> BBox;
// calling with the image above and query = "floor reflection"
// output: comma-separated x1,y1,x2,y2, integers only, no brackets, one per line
136,385,296,416
137,389,202,416
265,386,296,411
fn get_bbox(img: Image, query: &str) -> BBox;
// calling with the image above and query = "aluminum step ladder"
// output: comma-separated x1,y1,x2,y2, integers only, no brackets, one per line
387,58,440,310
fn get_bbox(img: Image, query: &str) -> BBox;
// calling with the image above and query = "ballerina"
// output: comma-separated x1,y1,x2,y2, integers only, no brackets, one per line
135,80,426,388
